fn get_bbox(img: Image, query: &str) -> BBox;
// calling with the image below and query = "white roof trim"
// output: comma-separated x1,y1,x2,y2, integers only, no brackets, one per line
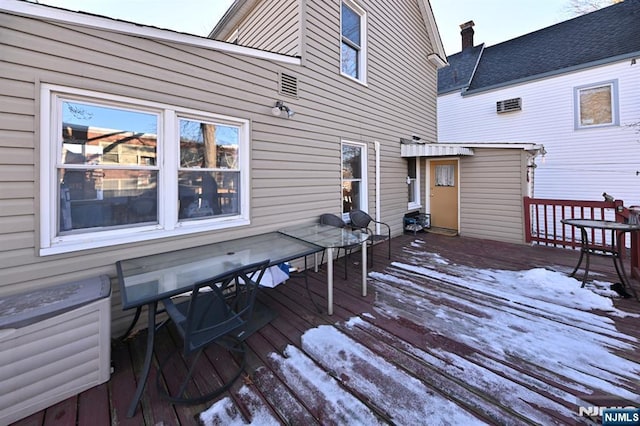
1,0,301,66
401,144,474,157
418,0,448,66
401,142,545,157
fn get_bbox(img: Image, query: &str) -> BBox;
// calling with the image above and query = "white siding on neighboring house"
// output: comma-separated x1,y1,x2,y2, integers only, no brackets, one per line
438,60,640,206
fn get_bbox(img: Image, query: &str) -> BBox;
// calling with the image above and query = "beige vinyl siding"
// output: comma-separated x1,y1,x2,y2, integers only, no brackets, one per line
459,149,529,244
235,0,300,55
300,0,438,227
0,14,295,333
0,0,440,335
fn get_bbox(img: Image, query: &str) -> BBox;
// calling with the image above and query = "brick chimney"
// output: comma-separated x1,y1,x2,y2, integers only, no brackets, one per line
460,20,475,50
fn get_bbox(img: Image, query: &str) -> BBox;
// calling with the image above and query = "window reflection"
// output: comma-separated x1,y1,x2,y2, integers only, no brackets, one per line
342,143,364,214
58,101,159,233
178,119,240,220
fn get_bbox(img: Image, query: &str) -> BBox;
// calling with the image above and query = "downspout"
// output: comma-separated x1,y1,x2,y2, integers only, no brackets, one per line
374,141,381,234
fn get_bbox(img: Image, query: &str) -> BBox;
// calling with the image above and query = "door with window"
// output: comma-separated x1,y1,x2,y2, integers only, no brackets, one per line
429,159,458,231
342,142,367,221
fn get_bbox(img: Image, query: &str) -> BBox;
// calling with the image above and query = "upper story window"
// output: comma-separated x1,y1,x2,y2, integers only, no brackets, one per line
40,85,250,255
574,80,619,129
341,0,367,83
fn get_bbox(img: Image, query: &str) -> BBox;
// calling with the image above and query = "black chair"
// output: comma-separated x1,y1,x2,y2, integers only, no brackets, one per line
319,213,357,279
349,209,391,267
156,259,270,405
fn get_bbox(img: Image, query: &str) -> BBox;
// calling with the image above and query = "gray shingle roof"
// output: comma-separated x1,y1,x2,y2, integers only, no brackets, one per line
438,0,640,95
437,44,483,94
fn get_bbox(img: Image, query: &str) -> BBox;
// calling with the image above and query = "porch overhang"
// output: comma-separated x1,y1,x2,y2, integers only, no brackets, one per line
400,142,546,158
400,143,474,157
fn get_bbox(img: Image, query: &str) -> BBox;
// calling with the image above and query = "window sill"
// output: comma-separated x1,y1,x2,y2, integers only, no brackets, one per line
39,218,250,256
340,72,368,87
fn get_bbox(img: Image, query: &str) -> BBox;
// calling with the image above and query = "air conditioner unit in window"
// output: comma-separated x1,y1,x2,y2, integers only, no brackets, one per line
496,97,522,114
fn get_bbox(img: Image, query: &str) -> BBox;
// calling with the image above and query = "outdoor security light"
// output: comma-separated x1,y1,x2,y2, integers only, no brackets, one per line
271,100,295,118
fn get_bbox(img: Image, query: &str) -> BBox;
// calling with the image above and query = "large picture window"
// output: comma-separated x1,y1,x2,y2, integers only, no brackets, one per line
574,80,619,129
40,85,250,255
341,0,367,83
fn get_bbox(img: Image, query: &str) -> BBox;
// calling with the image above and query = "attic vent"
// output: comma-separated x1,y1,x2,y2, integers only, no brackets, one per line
279,72,299,98
496,97,522,113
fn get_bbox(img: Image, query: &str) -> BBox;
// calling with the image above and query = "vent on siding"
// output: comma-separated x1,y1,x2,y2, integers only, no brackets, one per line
279,72,299,98
496,97,522,114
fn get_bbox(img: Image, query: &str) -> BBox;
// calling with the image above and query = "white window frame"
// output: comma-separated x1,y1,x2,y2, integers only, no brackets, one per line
573,80,619,130
340,0,367,84
341,140,368,222
39,84,251,256
407,157,421,210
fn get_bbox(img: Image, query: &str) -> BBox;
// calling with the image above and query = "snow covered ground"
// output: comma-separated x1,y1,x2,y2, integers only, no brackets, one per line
201,239,640,425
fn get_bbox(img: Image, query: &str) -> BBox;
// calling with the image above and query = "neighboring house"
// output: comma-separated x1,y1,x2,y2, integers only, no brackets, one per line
438,0,640,208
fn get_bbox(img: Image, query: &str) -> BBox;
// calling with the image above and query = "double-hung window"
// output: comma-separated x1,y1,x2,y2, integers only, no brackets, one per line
40,85,250,255
341,141,367,221
407,157,421,209
574,80,619,129
341,0,367,83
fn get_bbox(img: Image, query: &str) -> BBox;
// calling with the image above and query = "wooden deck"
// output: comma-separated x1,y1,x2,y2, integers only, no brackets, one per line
12,233,640,425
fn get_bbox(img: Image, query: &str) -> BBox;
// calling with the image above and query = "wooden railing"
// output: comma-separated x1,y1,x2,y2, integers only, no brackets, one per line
523,196,639,280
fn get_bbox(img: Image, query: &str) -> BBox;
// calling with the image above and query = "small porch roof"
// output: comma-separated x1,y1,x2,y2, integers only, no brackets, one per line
400,142,545,158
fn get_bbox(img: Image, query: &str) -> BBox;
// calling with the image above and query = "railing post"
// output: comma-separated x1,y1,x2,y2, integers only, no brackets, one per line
627,205,640,280
523,197,532,243
632,232,640,281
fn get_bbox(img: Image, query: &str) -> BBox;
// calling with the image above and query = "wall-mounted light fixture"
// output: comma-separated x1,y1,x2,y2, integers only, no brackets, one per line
271,100,295,118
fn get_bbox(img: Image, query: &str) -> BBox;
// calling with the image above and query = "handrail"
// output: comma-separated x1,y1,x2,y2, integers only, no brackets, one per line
523,197,624,248
523,197,639,280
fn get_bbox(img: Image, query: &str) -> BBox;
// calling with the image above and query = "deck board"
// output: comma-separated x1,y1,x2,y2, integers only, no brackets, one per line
11,233,640,425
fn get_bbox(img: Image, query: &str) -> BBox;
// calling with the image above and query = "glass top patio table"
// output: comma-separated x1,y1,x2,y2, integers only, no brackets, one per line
561,218,640,300
561,218,640,232
116,231,322,310
116,231,323,417
279,223,370,316
278,223,370,248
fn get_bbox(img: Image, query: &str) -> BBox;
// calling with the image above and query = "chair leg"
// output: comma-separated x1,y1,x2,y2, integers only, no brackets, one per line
302,256,322,313
157,340,247,405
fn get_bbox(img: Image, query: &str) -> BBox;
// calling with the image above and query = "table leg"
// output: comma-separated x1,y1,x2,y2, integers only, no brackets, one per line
612,231,639,299
612,230,626,284
327,247,333,315
361,240,367,297
568,234,586,278
120,306,141,341
579,227,591,288
127,301,157,418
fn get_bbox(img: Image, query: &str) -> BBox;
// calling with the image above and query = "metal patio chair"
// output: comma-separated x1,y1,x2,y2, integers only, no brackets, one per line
156,259,270,405
349,209,391,267
319,213,357,279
